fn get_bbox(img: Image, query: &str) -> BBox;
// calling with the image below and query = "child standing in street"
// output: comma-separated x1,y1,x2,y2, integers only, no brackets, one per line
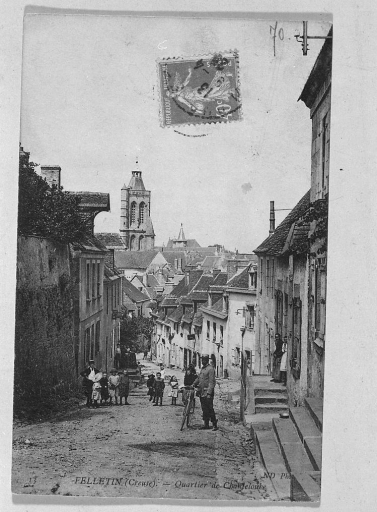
92,381,101,408
108,368,120,406
168,375,179,405
100,371,109,405
153,372,165,406
146,374,155,402
118,370,130,406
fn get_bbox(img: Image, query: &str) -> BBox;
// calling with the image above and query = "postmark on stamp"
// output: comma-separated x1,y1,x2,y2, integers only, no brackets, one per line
157,51,242,128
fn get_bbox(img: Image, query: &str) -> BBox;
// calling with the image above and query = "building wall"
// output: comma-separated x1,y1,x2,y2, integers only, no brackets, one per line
310,81,331,202
201,310,226,378
286,255,309,406
14,236,77,401
255,255,277,375
102,277,122,372
227,291,256,379
70,248,107,374
306,80,331,400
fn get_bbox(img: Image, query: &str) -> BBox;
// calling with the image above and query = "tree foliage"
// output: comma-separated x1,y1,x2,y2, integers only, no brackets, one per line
120,316,153,353
18,155,90,243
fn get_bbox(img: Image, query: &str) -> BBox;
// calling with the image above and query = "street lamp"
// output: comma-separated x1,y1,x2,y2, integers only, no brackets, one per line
294,21,332,56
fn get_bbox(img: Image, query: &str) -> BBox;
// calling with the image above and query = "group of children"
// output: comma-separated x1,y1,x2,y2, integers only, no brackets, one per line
84,368,130,408
146,373,179,406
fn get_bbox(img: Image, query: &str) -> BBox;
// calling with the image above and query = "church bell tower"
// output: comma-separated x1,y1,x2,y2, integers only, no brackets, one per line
120,161,155,251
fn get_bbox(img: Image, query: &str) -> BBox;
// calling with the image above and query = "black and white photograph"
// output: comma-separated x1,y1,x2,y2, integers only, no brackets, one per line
2,3,377,511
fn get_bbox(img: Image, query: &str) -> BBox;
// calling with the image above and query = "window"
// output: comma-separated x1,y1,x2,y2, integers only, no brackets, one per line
90,324,95,359
291,298,302,378
321,113,329,191
138,236,144,250
220,325,224,345
95,320,100,355
315,264,321,333
97,262,101,297
207,321,210,340
283,293,289,334
130,235,136,251
131,202,136,223
236,347,240,366
260,258,264,293
86,262,90,300
266,259,270,296
213,322,217,342
276,290,283,335
84,327,90,363
92,262,96,298
139,202,145,224
314,259,326,336
106,286,109,314
246,305,255,330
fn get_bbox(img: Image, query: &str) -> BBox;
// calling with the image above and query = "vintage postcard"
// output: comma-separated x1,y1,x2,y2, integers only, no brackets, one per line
12,11,333,503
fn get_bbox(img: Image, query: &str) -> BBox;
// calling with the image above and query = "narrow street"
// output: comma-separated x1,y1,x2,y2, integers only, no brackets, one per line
12,360,277,501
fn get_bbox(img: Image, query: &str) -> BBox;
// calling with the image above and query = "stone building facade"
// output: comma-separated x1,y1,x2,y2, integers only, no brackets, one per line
299,29,332,399
253,29,331,404
15,236,77,402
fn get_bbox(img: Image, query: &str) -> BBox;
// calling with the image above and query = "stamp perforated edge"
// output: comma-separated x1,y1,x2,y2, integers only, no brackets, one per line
157,49,243,129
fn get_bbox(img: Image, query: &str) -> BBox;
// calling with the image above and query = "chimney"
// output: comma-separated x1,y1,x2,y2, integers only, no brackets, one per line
19,145,30,167
174,258,178,270
41,165,61,189
185,272,189,286
227,260,238,281
178,258,182,271
208,292,212,307
222,292,229,313
269,201,275,235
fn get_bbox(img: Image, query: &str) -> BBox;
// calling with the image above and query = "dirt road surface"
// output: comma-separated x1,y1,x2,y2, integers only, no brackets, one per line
12,361,278,501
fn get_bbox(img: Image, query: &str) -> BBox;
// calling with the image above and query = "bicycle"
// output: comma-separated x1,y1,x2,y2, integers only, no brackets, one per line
180,386,195,430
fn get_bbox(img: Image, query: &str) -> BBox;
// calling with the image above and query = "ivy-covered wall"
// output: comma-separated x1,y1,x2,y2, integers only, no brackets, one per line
14,236,78,402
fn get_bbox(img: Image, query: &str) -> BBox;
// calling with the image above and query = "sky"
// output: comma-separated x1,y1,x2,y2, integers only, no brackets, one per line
20,14,331,252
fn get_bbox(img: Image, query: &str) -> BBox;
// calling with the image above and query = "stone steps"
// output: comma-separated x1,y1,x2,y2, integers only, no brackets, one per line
254,385,287,396
304,397,323,433
272,418,315,474
289,407,322,471
250,376,323,502
253,401,322,502
290,471,321,502
255,430,291,500
255,393,288,404
255,403,289,414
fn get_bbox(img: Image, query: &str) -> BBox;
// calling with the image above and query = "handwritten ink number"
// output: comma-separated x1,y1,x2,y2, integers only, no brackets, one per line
270,22,284,57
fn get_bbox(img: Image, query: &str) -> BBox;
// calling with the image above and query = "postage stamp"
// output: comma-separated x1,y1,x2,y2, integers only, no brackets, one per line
157,51,242,128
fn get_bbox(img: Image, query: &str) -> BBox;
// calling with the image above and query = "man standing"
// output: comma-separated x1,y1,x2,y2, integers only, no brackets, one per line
80,359,100,408
193,354,218,431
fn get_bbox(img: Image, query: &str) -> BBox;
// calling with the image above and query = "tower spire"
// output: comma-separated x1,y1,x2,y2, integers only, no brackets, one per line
178,223,186,241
